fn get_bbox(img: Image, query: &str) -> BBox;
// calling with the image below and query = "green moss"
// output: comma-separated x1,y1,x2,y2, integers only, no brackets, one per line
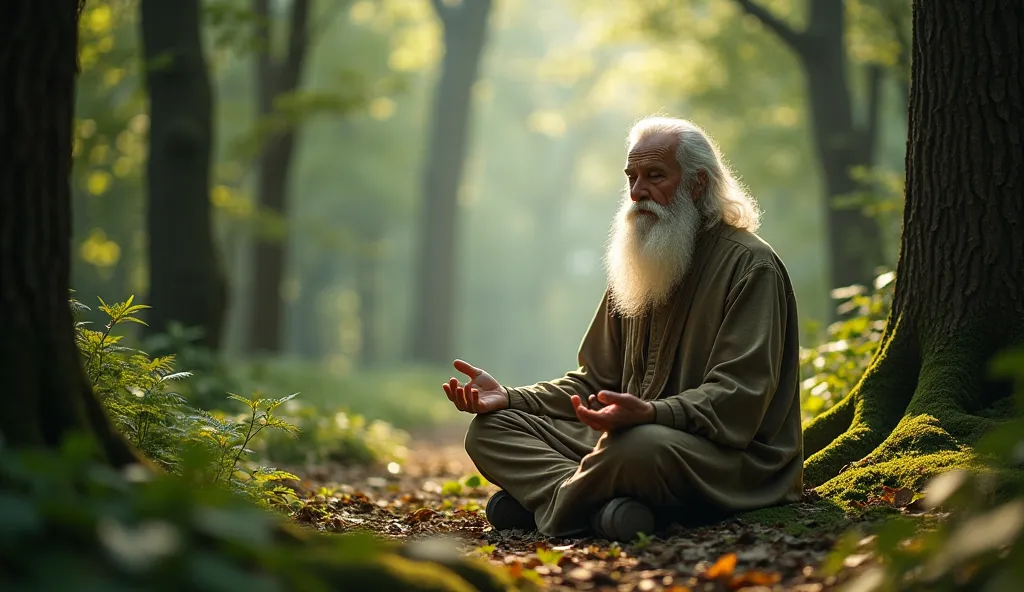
870,414,964,463
816,451,975,506
738,500,848,536
803,317,924,487
802,392,855,457
804,425,879,488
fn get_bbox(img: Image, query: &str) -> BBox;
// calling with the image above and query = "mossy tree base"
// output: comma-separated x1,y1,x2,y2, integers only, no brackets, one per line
799,0,1024,507
802,315,1021,505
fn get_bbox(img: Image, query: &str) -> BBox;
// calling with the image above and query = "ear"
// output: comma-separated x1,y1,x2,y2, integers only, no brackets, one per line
690,170,708,202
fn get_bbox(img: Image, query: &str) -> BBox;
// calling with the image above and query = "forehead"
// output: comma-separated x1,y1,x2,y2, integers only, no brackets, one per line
626,133,678,169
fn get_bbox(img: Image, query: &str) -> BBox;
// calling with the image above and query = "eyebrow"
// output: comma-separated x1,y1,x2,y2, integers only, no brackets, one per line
623,163,665,174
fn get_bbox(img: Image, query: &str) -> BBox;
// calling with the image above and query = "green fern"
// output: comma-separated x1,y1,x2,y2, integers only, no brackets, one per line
71,294,300,507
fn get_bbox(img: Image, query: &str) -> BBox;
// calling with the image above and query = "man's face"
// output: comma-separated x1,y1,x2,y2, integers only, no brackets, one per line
605,133,705,317
624,133,683,211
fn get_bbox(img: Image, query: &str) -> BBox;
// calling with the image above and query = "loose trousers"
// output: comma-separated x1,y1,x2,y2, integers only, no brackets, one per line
465,409,739,537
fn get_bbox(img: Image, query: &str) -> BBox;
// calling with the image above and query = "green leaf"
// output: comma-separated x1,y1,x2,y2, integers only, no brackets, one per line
226,394,257,409
119,316,150,327
441,481,463,496
463,474,485,488
159,371,194,383
536,547,563,565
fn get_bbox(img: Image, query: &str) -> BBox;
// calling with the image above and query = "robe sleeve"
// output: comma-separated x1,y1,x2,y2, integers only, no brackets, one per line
649,262,787,449
504,291,623,420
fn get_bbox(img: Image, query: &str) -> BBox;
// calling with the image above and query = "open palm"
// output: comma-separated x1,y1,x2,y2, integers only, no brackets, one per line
442,359,508,414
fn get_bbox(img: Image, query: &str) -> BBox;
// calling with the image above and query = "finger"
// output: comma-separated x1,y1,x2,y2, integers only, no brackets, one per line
570,394,584,409
577,407,606,431
597,390,629,405
442,383,455,402
588,394,600,409
456,385,470,411
453,359,482,380
470,388,480,412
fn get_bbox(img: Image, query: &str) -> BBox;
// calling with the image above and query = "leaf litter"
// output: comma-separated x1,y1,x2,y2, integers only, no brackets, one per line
283,435,932,591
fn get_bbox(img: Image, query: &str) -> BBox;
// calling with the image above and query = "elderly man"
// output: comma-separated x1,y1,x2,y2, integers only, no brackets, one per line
442,116,803,541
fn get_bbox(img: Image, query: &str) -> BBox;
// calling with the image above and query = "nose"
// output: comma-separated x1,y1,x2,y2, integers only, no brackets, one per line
629,180,648,202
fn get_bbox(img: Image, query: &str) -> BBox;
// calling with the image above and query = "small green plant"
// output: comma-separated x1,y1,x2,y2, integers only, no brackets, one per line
142,321,238,411
72,294,299,506
251,401,409,467
799,271,895,419
0,433,509,592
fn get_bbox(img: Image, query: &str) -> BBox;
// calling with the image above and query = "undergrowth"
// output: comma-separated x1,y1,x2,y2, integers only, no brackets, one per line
799,272,894,420
73,294,299,506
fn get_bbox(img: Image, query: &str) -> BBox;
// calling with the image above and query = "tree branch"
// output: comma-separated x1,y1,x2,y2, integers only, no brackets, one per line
732,0,807,55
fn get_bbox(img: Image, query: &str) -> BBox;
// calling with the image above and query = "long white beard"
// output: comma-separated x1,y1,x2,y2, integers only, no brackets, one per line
604,187,702,318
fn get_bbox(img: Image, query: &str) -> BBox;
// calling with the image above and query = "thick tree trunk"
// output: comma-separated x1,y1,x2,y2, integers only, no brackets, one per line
0,0,139,466
735,0,886,292
802,0,1024,500
140,0,228,349
249,0,311,354
408,0,492,365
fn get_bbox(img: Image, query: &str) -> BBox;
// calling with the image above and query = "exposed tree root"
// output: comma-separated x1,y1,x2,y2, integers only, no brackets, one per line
804,318,920,487
802,388,854,458
806,319,1020,505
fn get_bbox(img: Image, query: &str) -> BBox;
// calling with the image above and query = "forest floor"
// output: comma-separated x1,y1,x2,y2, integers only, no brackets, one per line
286,426,895,591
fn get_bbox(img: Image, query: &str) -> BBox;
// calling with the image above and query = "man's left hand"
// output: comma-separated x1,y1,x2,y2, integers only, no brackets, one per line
570,391,655,432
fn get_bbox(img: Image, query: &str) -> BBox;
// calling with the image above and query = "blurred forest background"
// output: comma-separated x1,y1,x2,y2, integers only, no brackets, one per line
71,0,910,442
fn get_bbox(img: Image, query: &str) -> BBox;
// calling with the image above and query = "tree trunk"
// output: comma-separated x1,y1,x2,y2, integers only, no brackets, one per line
0,0,140,466
801,0,885,291
802,0,1024,501
408,0,492,365
140,0,228,349
735,0,886,292
248,0,311,354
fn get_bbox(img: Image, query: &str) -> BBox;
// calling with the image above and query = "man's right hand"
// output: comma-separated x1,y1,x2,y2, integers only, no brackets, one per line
442,359,510,414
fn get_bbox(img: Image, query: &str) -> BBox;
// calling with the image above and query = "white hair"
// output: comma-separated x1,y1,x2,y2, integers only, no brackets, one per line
626,116,761,233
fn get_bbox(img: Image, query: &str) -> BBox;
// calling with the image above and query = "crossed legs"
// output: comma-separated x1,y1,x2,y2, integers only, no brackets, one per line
465,409,703,537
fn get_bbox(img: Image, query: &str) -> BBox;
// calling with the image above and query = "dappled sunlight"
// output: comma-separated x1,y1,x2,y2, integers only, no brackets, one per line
2,0,1021,590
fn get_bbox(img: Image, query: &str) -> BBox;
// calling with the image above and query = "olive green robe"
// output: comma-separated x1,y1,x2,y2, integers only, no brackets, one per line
464,223,803,537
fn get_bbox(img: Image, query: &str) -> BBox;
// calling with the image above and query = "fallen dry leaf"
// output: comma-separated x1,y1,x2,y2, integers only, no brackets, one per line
730,569,782,589
406,507,438,524
284,437,929,592
704,553,738,579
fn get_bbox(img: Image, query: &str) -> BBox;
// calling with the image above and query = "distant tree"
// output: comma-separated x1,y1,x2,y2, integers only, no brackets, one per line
248,0,312,354
140,0,228,348
804,0,1023,497
0,0,139,465
408,0,493,365
732,0,893,291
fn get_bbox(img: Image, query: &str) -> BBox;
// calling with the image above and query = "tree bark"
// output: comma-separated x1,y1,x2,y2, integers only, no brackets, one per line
408,0,493,365
248,0,311,354
0,0,139,466
734,0,886,291
802,0,1024,499
140,0,228,349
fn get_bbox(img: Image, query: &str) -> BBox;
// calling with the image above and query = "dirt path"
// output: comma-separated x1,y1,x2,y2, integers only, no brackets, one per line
286,426,873,591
